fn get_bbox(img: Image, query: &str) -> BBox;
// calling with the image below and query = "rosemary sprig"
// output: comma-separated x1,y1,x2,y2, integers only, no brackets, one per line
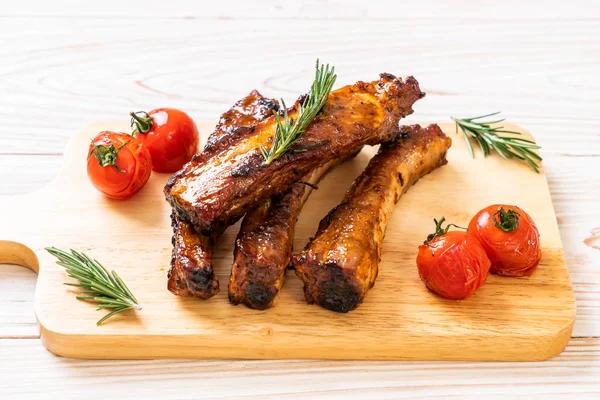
45,247,141,325
259,60,337,165
451,112,542,173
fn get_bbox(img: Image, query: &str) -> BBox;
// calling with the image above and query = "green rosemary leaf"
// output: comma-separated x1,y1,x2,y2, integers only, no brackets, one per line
479,119,505,125
469,111,502,120
96,306,130,326
492,142,511,160
493,137,540,149
45,247,141,325
461,128,475,157
64,282,88,287
493,129,524,135
478,135,491,156
520,147,543,161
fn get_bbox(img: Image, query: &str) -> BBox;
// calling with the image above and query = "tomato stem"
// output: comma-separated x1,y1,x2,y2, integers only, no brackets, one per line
88,140,128,172
130,111,153,135
493,207,520,232
424,217,466,244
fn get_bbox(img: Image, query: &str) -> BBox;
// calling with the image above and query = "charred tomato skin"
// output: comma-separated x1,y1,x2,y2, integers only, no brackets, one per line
87,131,152,200
417,231,491,300
468,204,542,277
132,108,199,173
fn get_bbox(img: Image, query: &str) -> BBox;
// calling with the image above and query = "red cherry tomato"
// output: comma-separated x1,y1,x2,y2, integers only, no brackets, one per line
417,218,491,300
130,108,199,173
468,205,542,277
87,131,152,200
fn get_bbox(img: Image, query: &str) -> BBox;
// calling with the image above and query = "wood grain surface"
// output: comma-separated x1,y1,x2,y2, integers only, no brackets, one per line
0,121,575,360
1,337,599,399
0,0,599,397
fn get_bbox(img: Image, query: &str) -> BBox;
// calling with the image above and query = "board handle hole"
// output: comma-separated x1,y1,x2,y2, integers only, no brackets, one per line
0,241,39,274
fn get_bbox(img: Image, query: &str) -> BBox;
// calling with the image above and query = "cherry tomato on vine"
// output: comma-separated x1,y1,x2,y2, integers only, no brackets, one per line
87,131,152,200
468,205,542,277
130,108,199,173
417,217,491,300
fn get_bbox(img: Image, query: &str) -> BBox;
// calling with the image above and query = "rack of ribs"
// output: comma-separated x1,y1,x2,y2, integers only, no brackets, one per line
167,91,279,298
293,124,452,312
164,74,425,236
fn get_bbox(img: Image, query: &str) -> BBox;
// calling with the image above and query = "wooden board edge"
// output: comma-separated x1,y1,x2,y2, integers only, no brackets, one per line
37,307,576,361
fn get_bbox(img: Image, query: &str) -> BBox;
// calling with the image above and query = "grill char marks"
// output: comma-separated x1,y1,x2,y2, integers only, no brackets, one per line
293,124,452,312
167,91,279,298
165,74,425,236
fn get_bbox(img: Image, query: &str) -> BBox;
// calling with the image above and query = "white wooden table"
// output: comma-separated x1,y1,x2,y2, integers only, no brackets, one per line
1,1,599,398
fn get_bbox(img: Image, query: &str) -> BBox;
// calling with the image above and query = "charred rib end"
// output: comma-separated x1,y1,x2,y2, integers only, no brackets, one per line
187,267,220,297
298,260,363,313
229,282,278,310
167,216,220,300
167,261,220,299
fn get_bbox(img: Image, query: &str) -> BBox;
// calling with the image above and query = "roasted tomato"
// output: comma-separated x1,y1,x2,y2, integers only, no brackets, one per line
130,108,199,173
87,131,152,199
468,205,542,277
417,218,491,300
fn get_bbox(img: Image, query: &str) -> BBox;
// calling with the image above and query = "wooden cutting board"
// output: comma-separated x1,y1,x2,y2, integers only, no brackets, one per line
0,121,575,360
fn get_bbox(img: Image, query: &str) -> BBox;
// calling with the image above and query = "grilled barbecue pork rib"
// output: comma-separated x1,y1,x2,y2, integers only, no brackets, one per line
204,90,280,156
168,213,218,298
165,74,425,236
167,91,279,298
293,124,452,312
228,161,339,310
